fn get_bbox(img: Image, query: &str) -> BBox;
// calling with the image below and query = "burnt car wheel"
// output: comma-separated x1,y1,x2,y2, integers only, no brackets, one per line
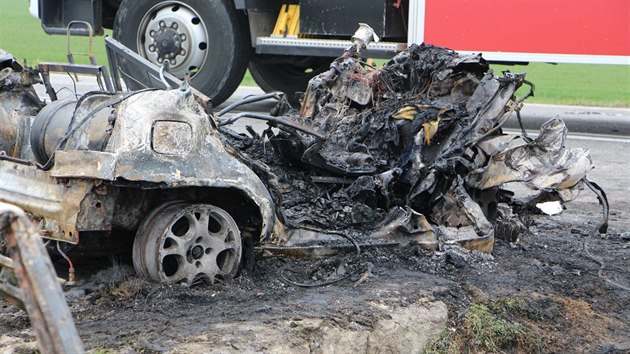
113,0,251,105
133,202,242,285
248,55,334,103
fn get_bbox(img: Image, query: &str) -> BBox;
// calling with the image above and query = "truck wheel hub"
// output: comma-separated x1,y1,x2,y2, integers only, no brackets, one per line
138,2,209,78
149,24,186,65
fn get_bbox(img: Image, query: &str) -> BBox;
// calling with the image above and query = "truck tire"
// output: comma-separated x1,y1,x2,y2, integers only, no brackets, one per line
248,55,333,103
113,0,251,106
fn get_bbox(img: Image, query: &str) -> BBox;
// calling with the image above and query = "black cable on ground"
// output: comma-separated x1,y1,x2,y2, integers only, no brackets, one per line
278,226,368,288
579,177,628,291
582,237,630,292
295,225,361,256
583,178,609,234
279,265,362,288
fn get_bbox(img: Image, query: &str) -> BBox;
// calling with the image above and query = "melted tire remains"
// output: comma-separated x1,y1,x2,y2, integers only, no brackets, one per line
133,203,242,285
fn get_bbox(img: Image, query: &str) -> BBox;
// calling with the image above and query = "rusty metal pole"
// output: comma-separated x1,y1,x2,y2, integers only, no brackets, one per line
0,202,84,354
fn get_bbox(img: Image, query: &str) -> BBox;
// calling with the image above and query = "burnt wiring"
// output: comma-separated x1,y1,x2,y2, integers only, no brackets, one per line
582,177,630,291
579,178,628,291
279,226,371,288
583,178,609,234
5,90,127,170
38,88,157,170
56,241,75,285
515,111,531,142
62,71,80,99
280,263,364,288
216,92,285,117
218,112,325,139
295,225,361,255
582,237,630,292
515,79,535,142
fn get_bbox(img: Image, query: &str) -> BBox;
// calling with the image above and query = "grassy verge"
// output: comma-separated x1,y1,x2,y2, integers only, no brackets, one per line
492,63,630,107
425,292,623,353
425,297,544,353
1,0,627,106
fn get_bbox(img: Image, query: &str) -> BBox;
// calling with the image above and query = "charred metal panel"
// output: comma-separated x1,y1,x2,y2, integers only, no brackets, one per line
51,150,117,180
40,89,281,241
96,90,279,239
0,161,92,243
110,188,150,230
75,186,119,231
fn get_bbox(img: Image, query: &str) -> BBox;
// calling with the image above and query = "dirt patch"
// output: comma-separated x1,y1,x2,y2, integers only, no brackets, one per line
1,198,629,353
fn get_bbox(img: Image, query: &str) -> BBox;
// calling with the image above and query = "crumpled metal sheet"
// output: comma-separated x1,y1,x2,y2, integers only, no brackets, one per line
468,118,593,192
432,177,495,253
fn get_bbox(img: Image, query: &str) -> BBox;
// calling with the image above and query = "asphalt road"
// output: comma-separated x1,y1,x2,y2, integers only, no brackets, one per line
36,74,630,212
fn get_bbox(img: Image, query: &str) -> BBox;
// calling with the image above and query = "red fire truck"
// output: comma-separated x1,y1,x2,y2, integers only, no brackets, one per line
30,0,630,105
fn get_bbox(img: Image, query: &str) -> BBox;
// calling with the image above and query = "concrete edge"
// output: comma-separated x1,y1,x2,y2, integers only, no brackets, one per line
504,103,630,136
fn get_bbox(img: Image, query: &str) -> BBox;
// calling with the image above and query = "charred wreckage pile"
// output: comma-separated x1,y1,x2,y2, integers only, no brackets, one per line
0,28,608,287
221,35,609,255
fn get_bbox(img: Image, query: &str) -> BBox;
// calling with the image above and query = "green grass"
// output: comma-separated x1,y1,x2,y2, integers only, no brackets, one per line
426,298,544,353
492,63,630,107
0,0,111,65
1,0,627,106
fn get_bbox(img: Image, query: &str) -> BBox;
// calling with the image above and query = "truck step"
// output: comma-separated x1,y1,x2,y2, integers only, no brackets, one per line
255,37,406,58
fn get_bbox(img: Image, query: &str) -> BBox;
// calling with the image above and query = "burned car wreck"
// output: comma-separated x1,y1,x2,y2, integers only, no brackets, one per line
0,31,608,287
0,52,279,285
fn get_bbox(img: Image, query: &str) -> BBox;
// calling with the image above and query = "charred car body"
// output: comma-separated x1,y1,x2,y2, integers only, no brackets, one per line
0,53,278,285
0,29,608,286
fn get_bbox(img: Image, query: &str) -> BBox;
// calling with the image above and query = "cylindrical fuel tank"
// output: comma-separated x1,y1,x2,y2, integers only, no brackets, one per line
30,93,116,165
30,99,76,164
